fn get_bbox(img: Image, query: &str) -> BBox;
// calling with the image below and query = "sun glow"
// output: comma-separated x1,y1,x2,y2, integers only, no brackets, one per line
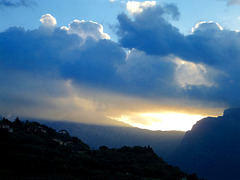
109,112,205,131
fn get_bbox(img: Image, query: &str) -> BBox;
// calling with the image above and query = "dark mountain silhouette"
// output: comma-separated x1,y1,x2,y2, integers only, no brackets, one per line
168,107,240,180
0,117,200,179
35,119,184,159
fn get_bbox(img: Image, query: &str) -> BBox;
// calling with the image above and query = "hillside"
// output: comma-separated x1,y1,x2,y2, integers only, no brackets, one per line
168,107,240,180
37,119,185,159
0,117,200,179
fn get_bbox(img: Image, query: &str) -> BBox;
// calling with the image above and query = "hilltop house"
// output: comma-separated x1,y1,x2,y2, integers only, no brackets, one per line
0,124,13,133
59,129,69,135
27,126,47,134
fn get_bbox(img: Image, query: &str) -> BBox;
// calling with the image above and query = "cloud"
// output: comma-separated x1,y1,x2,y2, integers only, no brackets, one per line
226,0,240,6
0,26,80,75
40,14,57,27
39,14,57,33
179,24,240,106
175,58,216,89
186,22,240,67
191,21,223,33
60,38,126,88
117,3,240,107
118,5,240,68
117,49,177,96
117,3,183,56
0,0,36,8
62,19,110,41
0,14,124,89
0,14,129,123
118,5,239,68
126,1,156,15
2,9,240,128
217,0,240,6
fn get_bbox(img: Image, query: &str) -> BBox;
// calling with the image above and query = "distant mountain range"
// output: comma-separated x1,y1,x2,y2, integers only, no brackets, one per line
36,120,185,159
168,107,240,180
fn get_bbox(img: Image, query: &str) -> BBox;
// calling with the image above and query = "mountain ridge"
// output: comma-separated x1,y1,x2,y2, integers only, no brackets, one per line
168,107,240,180
33,118,185,159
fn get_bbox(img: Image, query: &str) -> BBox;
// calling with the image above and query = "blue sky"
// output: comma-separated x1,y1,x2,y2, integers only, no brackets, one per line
1,0,240,130
2,0,240,38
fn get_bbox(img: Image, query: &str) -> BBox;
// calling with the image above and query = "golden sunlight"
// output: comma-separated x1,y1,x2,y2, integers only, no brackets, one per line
109,112,205,131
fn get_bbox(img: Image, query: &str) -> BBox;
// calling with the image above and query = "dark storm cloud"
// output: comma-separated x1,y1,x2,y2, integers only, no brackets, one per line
0,16,178,107
0,19,128,120
117,4,240,68
0,28,125,79
118,4,240,70
184,26,240,106
185,23,240,67
117,50,178,97
117,4,185,56
60,38,126,88
0,0,36,8
117,3,240,107
0,24,126,96
0,27,81,76
0,26,83,102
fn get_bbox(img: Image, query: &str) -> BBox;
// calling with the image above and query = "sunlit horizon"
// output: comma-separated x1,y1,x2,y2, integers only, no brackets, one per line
108,112,205,131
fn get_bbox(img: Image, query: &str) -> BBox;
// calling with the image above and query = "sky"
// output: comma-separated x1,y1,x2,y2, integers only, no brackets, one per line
1,0,240,131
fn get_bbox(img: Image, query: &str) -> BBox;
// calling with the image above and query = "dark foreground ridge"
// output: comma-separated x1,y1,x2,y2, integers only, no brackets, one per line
0,117,200,179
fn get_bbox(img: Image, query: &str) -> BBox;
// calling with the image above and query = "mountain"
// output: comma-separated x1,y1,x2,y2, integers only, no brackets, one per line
168,107,240,180
35,119,185,159
0,117,200,179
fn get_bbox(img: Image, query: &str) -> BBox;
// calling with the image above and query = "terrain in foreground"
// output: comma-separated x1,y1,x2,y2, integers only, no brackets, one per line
0,118,200,180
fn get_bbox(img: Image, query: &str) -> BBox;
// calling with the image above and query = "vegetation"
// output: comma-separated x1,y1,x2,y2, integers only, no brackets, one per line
0,117,201,179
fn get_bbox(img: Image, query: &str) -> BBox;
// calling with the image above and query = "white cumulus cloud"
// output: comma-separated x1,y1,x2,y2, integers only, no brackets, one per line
191,21,223,34
62,20,110,41
175,59,216,89
126,1,156,15
40,14,57,27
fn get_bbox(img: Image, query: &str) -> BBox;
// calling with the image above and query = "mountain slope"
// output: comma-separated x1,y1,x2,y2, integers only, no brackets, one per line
168,107,240,180
0,117,200,179
37,120,185,159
